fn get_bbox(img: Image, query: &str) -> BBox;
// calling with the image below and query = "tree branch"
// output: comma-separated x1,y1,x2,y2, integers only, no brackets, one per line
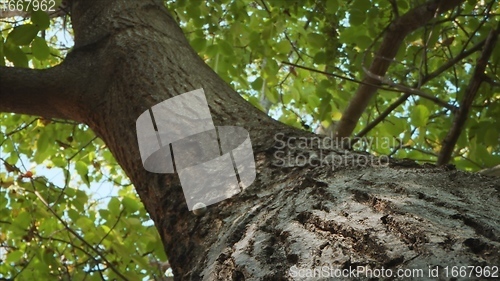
0,63,82,121
483,74,500,87
353,38,486,142
479,164,500,177
362,67,456,111
32,189,130,281
334,0,465,139
437,22,500,165
282,60,460,106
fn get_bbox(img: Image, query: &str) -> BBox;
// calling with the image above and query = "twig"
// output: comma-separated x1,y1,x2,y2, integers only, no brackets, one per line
362,67,456,111
33,190,130,280
352,38,486,143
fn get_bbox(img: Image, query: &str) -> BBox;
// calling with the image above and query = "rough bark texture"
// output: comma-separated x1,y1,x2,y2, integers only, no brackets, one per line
0,0,499,280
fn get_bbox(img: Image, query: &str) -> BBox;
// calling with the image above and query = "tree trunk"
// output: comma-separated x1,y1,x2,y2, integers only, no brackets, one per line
1,0,499,280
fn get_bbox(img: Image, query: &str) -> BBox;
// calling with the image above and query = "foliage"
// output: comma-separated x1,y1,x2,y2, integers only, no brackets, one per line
0,0,499,279
169,0,500,169
1,116,166,280
1,5,166,279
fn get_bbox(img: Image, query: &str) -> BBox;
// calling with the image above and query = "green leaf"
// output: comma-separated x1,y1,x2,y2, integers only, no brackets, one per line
383,117,406,137
411,105,430,127
75,190,89,205
318,101,332,122
12,212,31,230
37,131,50,154
307,33,326,48
4,43,29,67
251,77,263,91
307,94,320,109
6,250,24,264
67,209,80,222
108,197,121,216
75,217,94,230
326,0,339,13
483,127,499,146
125,217,141,227
41,249,58,267
275,40,291,54
190,37,206,53
352,0,371,11
313,51,327,64
65,187,76,197
75,161,89,180
101,210,112,222
290,86,301,102
263,59,279,79
205,44,219,58
122,196,140,213
31,11,51,30
218,40,234,56
261,24,275,41
356,35,372,49
349,9,366,26
397,0,409,11
51,157,67,168
7,24,39,46
264,87,279,104
426,26,441,48
31,36,51,60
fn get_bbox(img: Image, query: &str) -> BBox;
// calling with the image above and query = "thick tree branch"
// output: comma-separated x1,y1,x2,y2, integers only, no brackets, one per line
479,164,500,177
0,63,83,121
334,0,465,139
437,22,500,166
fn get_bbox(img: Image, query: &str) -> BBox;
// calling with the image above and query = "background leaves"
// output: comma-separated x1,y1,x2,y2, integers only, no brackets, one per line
1,0,499,279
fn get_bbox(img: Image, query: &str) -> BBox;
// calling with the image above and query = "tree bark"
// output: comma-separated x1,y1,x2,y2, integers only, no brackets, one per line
0,0,499,280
